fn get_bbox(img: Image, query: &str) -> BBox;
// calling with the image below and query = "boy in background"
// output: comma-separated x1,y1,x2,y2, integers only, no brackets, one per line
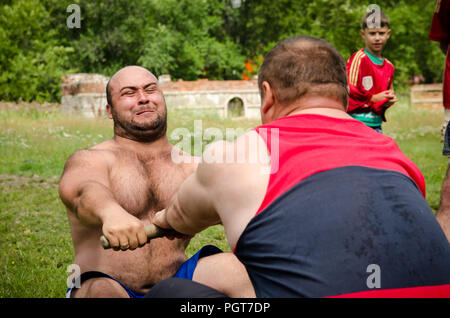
429,0,450,145
347,10,397,133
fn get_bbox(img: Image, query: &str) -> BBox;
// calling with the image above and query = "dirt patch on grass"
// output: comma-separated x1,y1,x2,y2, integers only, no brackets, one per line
0,174,59,188
0,100,60,113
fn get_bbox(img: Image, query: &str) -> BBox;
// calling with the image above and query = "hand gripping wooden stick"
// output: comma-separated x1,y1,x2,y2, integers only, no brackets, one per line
100,224,172,250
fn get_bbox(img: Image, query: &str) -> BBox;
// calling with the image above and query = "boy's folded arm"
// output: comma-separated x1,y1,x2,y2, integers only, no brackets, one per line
347,84,373,113
371,98,390,115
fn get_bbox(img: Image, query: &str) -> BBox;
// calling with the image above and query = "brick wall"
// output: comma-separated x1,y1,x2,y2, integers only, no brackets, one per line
61,73,261,118
61,73,109,117
410,84,443,110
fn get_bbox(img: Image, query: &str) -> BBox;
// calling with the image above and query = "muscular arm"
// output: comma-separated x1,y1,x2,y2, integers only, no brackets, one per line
154,131,270,248
59,149,147,249
155,147,222,236
59,150,115,225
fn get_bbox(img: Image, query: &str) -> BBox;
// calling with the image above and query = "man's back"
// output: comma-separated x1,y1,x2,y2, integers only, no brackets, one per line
234,114,450,297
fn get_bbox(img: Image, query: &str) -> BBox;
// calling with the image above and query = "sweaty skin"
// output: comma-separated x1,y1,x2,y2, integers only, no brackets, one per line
61,141,195,295
59,66,196,296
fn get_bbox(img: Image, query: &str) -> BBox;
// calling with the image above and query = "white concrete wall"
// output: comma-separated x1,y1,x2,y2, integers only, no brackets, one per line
61,74,261,118
164,90,260,118
61,74,109,118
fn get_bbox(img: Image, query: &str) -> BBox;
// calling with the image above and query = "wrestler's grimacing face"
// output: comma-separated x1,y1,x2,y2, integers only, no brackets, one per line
108,67,167,141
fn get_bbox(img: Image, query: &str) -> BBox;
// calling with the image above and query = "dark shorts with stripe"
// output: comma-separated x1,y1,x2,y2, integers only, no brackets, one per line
444,122,450,156
66,245,222,298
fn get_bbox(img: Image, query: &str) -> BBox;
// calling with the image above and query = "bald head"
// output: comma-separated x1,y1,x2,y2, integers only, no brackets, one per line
258,36,348,107
104,66,168,142
106,66,157,108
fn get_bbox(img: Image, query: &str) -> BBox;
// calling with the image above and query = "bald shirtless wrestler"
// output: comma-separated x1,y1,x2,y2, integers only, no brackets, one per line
59,66,253,298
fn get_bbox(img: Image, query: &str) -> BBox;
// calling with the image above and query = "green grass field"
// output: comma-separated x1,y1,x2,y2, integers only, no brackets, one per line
0,99,448,298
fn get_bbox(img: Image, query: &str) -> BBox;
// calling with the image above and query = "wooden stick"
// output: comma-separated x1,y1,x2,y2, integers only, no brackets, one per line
100,224,171,249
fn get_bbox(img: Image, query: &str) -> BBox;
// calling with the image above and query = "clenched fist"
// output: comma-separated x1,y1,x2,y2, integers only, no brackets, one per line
101,207,148,251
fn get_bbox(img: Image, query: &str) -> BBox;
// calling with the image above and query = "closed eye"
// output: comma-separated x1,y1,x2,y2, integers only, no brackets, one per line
144,83,157,93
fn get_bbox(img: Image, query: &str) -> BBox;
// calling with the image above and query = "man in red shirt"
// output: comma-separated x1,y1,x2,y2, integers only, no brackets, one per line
347,10,397,133
430,0,450,241
149,36,450,297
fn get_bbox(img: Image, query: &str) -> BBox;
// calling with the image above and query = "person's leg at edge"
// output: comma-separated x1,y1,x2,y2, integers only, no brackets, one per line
145,252,255,298
442,108,450,142
437,164,450,242
437,120,450,242
144,277,228,298
193,252,256,298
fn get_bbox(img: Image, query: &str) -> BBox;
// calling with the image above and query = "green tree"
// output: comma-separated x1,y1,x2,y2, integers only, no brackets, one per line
231,0,444,85
46,0,245,80
0,0,75,102
0,0,445,103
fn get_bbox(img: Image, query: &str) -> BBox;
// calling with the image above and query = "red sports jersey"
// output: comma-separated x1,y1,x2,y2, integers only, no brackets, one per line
430,0,450,109
346,49,395,120
253,114,426,215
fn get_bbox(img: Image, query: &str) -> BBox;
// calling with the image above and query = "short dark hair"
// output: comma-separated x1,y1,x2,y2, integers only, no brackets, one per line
106,78,113,107
258,36,348,106
362,11,390,29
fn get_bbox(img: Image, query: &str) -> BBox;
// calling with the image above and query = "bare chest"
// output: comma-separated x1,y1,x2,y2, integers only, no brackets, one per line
108,152,190,218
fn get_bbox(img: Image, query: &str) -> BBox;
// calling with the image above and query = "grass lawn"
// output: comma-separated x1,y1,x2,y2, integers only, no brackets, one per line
0,99,447,298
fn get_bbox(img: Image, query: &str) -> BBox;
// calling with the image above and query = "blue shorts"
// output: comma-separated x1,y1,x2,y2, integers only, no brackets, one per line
65,245,222,298
174,245,223,279
65,271,147,298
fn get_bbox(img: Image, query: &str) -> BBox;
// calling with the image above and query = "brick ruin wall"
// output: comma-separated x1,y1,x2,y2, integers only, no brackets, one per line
409,83,444,111
61,74,110,117
61,74,444,117
61,73,261,118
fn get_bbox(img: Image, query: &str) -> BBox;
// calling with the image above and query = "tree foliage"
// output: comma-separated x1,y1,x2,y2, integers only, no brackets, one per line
0,0,75,103
0,0,444,103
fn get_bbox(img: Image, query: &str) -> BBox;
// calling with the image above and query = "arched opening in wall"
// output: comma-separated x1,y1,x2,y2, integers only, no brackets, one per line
227,97,244,118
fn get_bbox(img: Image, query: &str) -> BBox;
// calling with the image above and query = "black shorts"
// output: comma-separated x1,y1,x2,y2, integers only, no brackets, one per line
444,122,450,156
144,277,228,298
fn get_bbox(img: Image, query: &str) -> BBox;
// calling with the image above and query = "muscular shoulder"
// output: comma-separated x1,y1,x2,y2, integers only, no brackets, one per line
198,130,269,187
66,139,123,166
60,141,121,190
59,144,118,206
63,147,115,172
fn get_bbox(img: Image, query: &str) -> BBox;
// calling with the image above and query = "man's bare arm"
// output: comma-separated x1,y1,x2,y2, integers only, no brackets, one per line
153,142,226,236
154,131,271,246
59,150,118,225
59,149,147,249
154,162,221,236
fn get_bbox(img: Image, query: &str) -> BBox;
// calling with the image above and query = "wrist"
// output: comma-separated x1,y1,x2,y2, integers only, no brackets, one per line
97,201,127,224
